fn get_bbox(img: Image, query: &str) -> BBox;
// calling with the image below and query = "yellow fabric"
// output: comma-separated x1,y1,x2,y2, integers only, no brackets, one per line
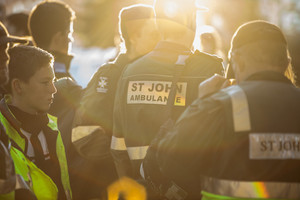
0,192,15,200
11,147,58,200
48,114,72,199
0,113,25,151
0,110,72,199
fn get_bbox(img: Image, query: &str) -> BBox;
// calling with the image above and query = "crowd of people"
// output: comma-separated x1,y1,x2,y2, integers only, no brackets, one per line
0,0,299,200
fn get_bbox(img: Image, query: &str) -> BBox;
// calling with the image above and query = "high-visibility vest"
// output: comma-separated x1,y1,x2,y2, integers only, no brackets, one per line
0,111,72,200
0,140,35,200
201,84,300,200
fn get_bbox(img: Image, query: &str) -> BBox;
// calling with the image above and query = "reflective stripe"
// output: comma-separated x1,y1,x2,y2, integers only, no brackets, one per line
224,86,251,132
140,163,145,179
0,141,16,194
127,146,149,160
175,55,189,65
165,182,188,200
203,177,300,199
249,133,300,159
111,136,127,151
15,175,30,190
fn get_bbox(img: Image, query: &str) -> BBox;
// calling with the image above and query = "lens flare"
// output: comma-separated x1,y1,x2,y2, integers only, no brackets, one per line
163,1,180,18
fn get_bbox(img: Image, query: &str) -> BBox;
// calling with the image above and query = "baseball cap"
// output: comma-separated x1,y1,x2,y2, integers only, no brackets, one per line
231,20,287,50
0,22,27,46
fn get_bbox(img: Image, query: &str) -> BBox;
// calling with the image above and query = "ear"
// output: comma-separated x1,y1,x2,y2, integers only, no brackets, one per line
52,31,64,45
233,52,246,73
11,79,23,95
287,56,292,67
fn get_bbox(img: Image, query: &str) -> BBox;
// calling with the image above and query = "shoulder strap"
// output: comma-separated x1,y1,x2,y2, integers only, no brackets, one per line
165,55,189,118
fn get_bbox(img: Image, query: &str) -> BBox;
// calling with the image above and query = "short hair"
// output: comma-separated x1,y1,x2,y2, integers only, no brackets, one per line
28,0,75,50
119,4,155,51
6,12,30,36
8,45,54,91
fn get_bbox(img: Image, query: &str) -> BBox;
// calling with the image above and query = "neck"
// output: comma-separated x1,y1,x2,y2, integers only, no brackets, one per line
10,98,37,115
163,31,194,50
127,49,142,61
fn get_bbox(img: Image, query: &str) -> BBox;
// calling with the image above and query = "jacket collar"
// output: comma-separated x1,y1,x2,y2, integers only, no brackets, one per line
148,41,192,64
113,53,130,67
245,71,292,85
50,51,74,72
0,98,22,130
0,98,58,156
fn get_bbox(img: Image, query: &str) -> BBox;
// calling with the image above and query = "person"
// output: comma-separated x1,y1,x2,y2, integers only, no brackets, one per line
111,0,223,179
0,45,72,200
199,25,225,60
28,0,76,80
71,4,160,198
142,20,300,200
28,0,82,158
5,13,30,37
76,4,160,137
0,22,36,200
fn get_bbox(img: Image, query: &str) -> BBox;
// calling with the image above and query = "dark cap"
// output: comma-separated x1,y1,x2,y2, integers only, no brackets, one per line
231,20,287,50
0,22,27,46
119,4,155,22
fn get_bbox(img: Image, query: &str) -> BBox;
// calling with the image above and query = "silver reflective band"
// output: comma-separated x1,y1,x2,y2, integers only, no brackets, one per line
203,177,300,199
175,55,189,65
165,182,188,200
224,86,251,132
250,133,300,159
111,136,127,151
65,189,72,200
127,146,149,160
0,141,16,194
15,175,30,190
140,163,145,179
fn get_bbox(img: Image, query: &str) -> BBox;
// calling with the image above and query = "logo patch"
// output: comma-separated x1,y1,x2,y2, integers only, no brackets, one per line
97,77,108,93
127,81,187,106
249,133,300,159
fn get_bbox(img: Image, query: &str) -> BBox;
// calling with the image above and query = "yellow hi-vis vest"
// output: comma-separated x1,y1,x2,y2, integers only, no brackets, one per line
0,112,72,200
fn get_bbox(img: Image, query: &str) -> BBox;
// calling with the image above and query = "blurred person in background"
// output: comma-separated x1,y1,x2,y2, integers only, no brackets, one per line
142,20,300,200
28,0,82,158
0,22,36,200
28,0,76,80
1,45,72,200
0,3,6,22
111,0,223,180
199,25,225,60
72,4,161,198
76,4,161,141
5,13,30,37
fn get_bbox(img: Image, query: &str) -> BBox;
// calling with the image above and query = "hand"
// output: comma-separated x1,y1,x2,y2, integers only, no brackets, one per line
198,74,232,99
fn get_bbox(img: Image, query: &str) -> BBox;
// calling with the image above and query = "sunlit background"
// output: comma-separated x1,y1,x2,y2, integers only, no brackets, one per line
2,0,300,87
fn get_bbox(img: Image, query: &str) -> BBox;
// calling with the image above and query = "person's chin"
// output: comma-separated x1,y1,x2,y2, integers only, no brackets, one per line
37,106,50,114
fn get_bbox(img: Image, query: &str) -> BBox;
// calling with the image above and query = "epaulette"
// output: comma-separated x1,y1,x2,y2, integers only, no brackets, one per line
186,50,223,64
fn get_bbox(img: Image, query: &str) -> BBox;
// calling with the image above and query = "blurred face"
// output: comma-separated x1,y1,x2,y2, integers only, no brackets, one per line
54,22,74,54
0,43,9,85
18,65,57,114
133,20,161,56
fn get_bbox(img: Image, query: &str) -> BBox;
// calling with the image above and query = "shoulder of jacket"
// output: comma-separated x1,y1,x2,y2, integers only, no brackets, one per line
187,50,223,64
96,61,124,75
